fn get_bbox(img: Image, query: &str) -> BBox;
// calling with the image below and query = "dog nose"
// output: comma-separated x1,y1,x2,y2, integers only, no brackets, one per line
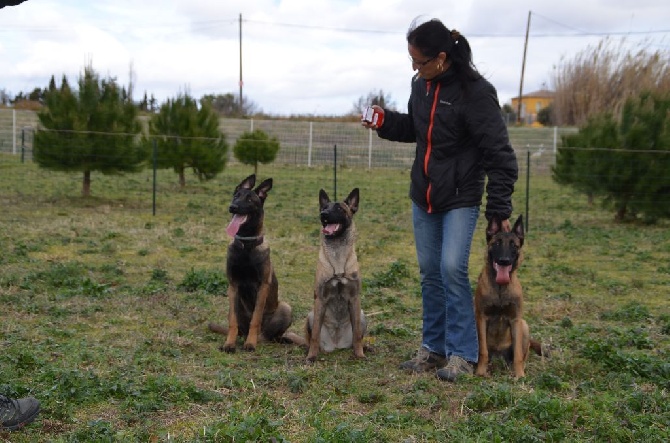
496,257,513,266
320,211,328,222
229,204,238,213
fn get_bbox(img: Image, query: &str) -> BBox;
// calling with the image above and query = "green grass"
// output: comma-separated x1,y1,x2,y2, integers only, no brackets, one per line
0,154,668,442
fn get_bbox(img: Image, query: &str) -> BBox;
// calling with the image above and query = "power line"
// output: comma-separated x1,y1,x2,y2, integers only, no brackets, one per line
243,18,669,38
530,11,589,34
1,16,667,38
243,19,399,35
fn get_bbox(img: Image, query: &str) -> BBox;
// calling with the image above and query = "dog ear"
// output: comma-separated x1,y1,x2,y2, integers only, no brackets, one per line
513,215,524,247
486,216,501,243
237,174,256,191
319,189,330,210
254,178,273,201
345,188,359,214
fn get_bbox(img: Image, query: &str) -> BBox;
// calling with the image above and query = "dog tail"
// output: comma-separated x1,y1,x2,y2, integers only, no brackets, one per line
278,331,307,347
530,339,551,358
208,322,228,335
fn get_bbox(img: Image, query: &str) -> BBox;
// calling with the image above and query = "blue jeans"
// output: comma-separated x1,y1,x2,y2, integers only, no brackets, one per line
412,203,479,363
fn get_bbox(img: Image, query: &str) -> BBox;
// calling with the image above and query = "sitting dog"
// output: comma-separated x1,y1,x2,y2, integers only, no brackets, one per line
208,174,295,352
305,188,367,362
474,215,544,378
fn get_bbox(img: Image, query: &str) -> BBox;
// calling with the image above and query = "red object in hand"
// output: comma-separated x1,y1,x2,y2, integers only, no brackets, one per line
361,106,385,129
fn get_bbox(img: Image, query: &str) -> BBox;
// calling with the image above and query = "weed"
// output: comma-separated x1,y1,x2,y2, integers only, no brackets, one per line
178,268,228,294
659,314,670,335
600,300,651,322
465,382,515,412
286,372,308,394
357,391,385,404
363,260,410,289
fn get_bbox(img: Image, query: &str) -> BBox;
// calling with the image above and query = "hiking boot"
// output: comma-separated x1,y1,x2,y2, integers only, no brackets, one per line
0,395,40,431
436,355,474,382
399,347,447,373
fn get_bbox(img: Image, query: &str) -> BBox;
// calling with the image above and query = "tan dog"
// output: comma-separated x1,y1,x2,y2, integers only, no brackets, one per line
474,215,544,378
208,174,296,352
305,188,367,362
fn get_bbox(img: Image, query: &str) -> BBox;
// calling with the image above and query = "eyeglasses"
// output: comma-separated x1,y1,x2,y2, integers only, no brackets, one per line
409,55,436,68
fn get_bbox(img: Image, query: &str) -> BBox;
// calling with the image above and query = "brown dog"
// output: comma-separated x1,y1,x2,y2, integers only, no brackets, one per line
208,174,295,352
474,215,543,378
305,188,367,362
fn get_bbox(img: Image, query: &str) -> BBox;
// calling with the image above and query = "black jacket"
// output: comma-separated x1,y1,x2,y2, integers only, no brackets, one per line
376,69,518,220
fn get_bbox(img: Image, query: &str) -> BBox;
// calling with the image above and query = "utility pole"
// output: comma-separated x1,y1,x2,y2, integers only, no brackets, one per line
239,13,243,113
517,10,531,125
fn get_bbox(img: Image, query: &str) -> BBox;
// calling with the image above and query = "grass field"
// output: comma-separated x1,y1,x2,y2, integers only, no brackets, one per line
1,155,668,442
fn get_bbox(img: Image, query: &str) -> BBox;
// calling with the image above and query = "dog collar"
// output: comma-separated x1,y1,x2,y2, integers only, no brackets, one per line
234,235,264,248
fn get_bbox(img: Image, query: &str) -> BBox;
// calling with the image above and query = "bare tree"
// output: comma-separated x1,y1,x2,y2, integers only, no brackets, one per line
0,88,10,106
200,93,260,117
350,90,396,116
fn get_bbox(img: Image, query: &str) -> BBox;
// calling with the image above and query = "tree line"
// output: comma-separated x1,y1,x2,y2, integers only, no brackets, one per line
32,65,280,196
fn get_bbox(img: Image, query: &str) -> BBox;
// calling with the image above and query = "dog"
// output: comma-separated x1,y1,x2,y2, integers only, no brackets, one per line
474,215,544,378
305,188,367,362
208,174,295,352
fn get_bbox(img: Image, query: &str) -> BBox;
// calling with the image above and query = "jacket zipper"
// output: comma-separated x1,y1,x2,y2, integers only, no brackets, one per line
423,82,441,213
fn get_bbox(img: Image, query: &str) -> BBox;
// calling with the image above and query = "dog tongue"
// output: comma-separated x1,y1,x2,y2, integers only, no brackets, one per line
494,263,512,285
322,223,340,235
226,214,247,237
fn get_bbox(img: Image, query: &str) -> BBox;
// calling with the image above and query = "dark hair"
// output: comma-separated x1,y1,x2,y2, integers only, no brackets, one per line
407,18,481,84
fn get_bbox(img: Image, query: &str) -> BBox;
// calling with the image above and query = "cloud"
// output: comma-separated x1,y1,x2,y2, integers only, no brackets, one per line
1,0,667,115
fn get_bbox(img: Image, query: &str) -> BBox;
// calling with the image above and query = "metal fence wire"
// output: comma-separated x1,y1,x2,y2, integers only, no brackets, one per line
0,109,575,172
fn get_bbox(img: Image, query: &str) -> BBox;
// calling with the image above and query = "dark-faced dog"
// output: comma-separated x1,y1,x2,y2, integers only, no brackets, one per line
305,188,367,362
474,215,544,378
208,174,294,352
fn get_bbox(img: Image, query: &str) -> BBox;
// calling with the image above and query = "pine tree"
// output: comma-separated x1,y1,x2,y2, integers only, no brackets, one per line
553,91,670,222
145,94,228,187
33,66,146,196
233,129,280,175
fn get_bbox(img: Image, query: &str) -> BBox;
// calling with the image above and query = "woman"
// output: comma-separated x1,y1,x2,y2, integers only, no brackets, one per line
362,18,518,382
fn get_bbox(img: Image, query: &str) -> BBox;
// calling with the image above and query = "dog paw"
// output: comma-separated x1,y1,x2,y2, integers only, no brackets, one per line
242,343,257,352
305,355,317,364
221,344,236,353
475,367,489,377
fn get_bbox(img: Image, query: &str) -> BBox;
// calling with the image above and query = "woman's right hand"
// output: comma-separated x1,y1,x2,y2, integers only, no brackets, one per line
361,105,385,129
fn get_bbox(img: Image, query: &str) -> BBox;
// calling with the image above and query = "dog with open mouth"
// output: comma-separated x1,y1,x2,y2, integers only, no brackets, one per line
208,174,298,352
305,188,367,362
474,215,547,378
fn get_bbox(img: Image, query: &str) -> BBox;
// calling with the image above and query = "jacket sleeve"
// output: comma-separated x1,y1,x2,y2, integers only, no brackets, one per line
465,84,518,220
376,96,416,143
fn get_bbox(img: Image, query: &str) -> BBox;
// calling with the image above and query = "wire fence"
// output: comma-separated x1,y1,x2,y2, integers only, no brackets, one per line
0,108,574,173
2,107,669,220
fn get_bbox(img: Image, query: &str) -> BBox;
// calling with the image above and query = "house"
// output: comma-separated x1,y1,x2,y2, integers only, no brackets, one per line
510,89,554,125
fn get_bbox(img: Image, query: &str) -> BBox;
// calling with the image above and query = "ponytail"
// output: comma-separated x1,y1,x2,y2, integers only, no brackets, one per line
407,18,481,87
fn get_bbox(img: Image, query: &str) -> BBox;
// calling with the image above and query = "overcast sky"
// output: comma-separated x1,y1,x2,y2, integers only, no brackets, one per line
1,0,668,116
